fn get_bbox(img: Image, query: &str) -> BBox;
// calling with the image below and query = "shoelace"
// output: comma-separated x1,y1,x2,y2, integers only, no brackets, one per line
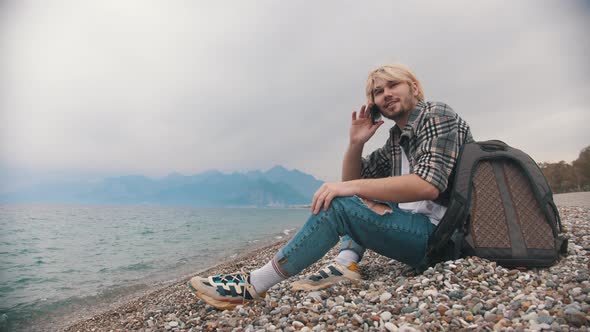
220,270,251,302
215,272,247,285
213,270,256,305
237,269,250,305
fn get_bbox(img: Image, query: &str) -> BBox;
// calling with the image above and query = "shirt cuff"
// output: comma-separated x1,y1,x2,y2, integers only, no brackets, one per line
414,163,448,193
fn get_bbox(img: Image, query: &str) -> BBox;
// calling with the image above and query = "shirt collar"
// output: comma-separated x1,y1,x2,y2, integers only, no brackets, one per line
391,100,427,142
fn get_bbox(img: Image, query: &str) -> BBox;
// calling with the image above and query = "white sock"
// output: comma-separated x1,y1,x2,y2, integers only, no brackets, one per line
335,249,360,267
250,259,286,294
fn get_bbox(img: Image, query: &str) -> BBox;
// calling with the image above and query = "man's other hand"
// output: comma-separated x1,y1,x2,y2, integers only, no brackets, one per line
349,103,384,145
311,182,359,215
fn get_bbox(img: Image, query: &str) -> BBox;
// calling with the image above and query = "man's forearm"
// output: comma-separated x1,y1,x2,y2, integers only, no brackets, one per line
349,174,439,203
342,143,364,181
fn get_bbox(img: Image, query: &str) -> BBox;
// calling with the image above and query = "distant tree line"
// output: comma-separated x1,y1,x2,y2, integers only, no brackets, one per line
539,145,590,193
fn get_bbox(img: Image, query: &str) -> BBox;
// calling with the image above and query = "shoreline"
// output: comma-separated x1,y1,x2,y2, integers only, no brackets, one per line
63,237,297,332
23,236,294,332
30,200,590,331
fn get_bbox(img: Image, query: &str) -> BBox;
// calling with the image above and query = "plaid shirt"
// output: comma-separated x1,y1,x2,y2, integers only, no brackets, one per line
360,100,474,203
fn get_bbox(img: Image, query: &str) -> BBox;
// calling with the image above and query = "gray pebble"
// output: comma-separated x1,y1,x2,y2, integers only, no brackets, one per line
471,302,483,314
401,307,416,314
380,292,392,302
484,312,496,322
380,311,392,321
546,281,558,287
537,315,553,324
449,291,463,299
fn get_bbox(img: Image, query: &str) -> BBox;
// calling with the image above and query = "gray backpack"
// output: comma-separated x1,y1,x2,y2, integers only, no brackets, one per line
425,140,568,269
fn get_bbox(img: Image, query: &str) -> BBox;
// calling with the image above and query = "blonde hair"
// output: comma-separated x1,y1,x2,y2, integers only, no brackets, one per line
365,64,425,103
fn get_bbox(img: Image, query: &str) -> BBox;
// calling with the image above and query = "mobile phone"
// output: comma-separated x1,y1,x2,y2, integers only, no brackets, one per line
370,104,381,124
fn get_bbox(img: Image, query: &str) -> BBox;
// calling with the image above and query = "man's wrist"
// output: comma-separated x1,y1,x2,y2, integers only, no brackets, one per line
348,141,365,149
348,179,363,196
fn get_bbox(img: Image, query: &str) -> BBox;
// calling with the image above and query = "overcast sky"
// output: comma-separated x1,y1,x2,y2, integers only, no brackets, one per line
1,0,588,182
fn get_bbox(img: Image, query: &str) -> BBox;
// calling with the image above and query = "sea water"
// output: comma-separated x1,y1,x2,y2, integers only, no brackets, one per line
0,203,310,331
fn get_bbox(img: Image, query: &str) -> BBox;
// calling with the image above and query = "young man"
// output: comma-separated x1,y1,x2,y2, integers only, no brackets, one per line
188,64,474,310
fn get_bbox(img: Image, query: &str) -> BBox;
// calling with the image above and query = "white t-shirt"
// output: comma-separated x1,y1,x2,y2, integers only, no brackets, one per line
398,150,447,226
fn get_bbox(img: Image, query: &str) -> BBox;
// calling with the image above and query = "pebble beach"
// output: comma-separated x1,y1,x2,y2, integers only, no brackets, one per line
55,196,590,331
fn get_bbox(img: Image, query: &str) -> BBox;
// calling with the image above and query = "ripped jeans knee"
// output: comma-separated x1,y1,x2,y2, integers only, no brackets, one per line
356,196,393,215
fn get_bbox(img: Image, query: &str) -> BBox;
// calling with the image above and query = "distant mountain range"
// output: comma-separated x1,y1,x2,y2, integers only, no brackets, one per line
0,166,324,207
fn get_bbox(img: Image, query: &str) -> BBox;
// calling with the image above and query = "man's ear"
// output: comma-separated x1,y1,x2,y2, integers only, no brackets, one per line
411,81,419,97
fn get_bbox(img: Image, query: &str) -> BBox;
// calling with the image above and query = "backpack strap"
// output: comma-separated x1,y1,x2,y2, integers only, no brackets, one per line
479,140,508,152
426,141,477,258
426,196,468,258
547,199,563,233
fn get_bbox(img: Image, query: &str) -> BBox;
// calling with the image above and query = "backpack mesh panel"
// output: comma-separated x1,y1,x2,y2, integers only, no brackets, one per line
471,161,511,248
503,162,554,249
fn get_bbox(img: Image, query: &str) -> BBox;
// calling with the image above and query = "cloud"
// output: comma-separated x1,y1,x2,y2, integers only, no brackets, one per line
1,0,588,181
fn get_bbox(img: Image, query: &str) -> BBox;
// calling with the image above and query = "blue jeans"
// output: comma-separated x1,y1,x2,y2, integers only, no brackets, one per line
272,196,435,277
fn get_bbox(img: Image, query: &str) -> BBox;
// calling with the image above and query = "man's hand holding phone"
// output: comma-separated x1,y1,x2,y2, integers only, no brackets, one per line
349,103,384,146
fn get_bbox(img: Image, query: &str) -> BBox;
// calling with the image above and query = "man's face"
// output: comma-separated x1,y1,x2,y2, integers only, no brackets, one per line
372,77,418,122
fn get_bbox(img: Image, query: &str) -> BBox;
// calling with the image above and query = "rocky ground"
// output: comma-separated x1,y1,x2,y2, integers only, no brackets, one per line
64,205,590,332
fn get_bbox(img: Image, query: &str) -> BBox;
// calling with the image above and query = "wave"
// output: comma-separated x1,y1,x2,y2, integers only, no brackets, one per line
282,228,296,235
99,262,153,273
124,262,152,271
45,247,63,251
16,248,42,255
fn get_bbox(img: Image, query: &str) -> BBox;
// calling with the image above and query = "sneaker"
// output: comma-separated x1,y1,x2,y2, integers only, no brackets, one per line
187,272,266,310
291,261,361,291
